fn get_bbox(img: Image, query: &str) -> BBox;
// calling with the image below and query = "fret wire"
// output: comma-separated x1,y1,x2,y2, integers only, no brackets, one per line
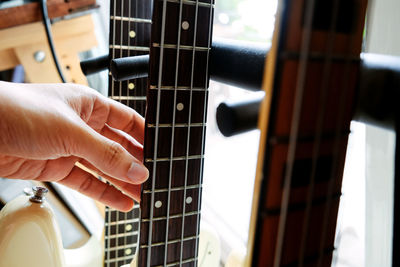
151,257,198,267
104,254,135,264
281,50,360,62
149,85,208,91
195,1,214,265
141,235,198,248
298,0,341,266
273,0,316,266
105,218,139,226
141,210,200,222
181,0,201,264
145,154,204,163
163,0,213,8
147,122,205,128
143,184,201,194
147,0,168,265
105,243,137,252
111,96,147,101
164,0,185,264
105,231,139,239
152,43,210,51
110,15,152,23
109,44,150,51
317,8,362,267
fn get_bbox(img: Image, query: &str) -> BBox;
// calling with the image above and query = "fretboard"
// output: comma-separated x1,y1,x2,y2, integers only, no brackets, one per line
104,0,152,266
139,0,215,266
248,0,368,266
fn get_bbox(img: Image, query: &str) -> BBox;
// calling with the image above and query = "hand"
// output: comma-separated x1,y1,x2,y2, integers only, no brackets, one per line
0,81,148,211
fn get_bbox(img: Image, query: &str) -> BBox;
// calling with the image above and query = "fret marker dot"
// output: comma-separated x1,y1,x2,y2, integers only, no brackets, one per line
129,31,136,38
182,21,190,30
186,196,193,204
125,248,132,255
128,83,135,90
125,224,132,231
155,200,162,208
177,103,184,111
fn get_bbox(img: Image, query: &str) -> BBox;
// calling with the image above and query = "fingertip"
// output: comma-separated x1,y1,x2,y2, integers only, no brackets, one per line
120,199,136,212
126,161,149,184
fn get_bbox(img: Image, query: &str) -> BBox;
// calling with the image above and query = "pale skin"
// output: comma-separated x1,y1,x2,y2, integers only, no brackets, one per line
0,81,149,212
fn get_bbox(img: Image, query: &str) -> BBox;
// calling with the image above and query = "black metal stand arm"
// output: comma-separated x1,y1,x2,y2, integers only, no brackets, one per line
80,41,400,135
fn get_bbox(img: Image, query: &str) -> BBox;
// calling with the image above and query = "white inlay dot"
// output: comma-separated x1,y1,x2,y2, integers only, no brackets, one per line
125,224,132,231
155,200,162,208
125,248,132,255
177,103,184,111
186,196,193,204
129,31,136,38
182,21,190,30
128,83,135,90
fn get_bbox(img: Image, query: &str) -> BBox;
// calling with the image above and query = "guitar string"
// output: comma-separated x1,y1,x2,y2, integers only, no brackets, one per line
194,1,213,266
180,0,201,265
118,1,124,265
147,0,168,265
106,1,117,265
118,0,124,111
126,0,131,110
273,0,316,266
163,0,185,265
123,0,130,263
317,6,361,267
298,0,341,266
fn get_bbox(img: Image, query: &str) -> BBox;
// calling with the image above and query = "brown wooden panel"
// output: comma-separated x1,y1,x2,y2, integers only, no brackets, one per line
0,0,97,30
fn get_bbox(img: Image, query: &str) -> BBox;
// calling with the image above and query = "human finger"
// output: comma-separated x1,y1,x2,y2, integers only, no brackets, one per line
100,124,143,162
95,96,145,144
76,160,141,201
58,165,135,211
73,126,148,184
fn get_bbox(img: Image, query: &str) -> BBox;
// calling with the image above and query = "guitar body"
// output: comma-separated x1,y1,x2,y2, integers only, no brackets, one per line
0,193,103,267
0,195,65,267
0,190,219,267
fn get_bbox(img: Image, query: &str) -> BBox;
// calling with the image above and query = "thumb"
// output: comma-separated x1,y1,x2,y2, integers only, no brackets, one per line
73,127,149,184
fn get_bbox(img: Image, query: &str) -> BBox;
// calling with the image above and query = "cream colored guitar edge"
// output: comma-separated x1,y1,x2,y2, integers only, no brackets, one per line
0,187,221,267
224,1,283,266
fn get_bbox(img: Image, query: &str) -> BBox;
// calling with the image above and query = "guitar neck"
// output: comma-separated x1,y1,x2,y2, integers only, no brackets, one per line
104,0,152,266
139,0,214,266
247,0,368,266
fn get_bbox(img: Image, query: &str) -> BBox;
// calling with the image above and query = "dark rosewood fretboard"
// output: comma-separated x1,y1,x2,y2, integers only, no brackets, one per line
105,0,152,266
139,0,215,266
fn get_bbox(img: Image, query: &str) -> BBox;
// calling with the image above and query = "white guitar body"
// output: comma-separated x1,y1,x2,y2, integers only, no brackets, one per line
0,194,102,267
0,191,220,267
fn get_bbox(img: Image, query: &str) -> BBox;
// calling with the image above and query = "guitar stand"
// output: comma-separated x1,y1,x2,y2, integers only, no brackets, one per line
0,14,97,84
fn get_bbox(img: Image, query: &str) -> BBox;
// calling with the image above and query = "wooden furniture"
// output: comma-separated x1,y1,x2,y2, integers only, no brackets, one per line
0,0,96,30
0,14,97,84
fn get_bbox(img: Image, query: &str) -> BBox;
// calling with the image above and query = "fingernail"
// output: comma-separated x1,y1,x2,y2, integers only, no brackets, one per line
127,161,149,183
